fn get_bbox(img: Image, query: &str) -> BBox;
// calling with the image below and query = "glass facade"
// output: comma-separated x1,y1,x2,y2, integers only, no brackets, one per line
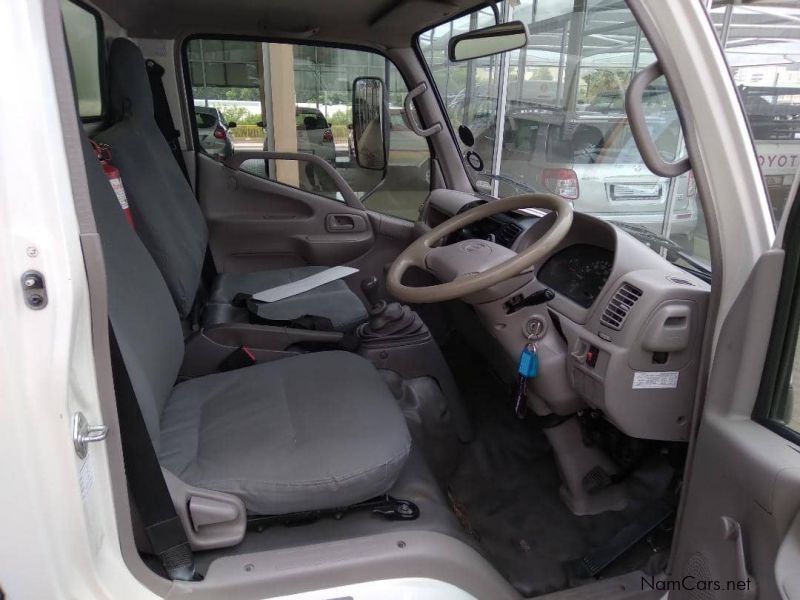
421,0,706,267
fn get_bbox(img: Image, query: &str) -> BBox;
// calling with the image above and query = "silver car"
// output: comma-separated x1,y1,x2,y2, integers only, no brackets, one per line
194,106,235,159
473,110,698,244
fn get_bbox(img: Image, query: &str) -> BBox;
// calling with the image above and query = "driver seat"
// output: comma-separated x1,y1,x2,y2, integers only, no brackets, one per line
82,136,412,515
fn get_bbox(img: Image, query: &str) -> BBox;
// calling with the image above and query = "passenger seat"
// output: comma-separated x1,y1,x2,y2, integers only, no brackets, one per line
81,135,411,516
95,38,368,332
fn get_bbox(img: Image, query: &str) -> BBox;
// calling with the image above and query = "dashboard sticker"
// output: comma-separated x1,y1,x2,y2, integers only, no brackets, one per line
633,371,679,389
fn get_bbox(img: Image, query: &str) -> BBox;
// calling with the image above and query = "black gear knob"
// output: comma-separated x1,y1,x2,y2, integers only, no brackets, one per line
360,276,381,308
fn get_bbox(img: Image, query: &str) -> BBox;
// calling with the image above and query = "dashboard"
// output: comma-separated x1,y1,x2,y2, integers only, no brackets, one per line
423,189,711,443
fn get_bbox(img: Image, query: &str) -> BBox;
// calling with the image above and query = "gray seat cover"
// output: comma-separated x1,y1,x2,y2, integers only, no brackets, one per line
97,38,367,333
96,38,208,319
81,138,410,513
207,267,368,331
159,351,411,514
81,139,186,449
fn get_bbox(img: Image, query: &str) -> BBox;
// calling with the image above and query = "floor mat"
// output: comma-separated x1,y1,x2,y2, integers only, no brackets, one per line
444,337,675,597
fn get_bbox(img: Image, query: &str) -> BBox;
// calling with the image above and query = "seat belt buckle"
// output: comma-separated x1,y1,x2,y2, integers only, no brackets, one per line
232,293,252,308
218,345,257,372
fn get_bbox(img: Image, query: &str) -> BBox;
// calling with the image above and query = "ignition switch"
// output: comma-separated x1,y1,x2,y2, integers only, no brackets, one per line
524,316,547,340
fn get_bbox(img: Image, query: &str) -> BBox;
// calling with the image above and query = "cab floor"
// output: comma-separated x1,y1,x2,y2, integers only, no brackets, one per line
443,337,676,598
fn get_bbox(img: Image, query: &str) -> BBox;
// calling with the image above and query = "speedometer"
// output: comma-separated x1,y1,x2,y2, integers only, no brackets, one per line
538,244,615,308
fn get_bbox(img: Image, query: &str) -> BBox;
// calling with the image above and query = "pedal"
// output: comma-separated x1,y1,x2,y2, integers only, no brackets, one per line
583,466,613,493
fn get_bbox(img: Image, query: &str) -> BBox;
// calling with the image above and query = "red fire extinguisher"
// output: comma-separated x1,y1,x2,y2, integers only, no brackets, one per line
90,140,134,228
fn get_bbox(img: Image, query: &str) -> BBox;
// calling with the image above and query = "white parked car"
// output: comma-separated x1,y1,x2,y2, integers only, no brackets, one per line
295,106,336,164
472,108,698,248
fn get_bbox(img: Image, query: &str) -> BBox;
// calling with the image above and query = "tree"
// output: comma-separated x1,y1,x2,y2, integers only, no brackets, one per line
580,70,632,104
217,105,261,126
528,66,554,81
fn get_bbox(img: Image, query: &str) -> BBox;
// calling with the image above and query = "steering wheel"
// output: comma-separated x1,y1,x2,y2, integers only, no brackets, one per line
387,193,573,304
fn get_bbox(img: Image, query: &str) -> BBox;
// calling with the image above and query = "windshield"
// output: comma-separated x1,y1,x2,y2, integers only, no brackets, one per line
419,0,710,272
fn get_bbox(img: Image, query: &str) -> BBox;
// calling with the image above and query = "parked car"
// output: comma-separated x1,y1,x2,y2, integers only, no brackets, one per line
584,86,673,114
295,106,336,164
244,106,336,181
472,110,698,245
739,85,800,218
194,106,235,159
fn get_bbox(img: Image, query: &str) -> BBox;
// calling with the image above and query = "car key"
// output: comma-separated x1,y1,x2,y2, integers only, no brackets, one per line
514,341,538,418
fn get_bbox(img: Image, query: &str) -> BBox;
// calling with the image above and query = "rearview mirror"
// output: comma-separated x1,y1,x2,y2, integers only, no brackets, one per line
352,76,388,171
227,122,237,129
448,21,529,62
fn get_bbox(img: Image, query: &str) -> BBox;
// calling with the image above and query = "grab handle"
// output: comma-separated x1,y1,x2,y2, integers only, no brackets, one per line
625,62,691,178
404,83,443,138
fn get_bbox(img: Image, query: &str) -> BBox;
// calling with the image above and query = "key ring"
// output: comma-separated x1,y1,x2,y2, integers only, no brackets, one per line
526,333,538,352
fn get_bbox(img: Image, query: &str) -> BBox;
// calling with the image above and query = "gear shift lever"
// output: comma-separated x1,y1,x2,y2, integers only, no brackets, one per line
360,276,382,309
356,278,474,444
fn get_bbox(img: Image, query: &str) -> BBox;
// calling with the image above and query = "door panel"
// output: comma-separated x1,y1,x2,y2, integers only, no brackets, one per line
197,153,378,273
670,252,800,599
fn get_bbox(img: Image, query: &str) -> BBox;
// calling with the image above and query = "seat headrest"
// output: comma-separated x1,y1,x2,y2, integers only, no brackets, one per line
108,37,153,121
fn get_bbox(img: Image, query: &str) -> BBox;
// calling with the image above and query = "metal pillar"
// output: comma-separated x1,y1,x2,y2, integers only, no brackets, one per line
561,0,587,115
490,0,512,196
463,11,479,125
264,43,299,187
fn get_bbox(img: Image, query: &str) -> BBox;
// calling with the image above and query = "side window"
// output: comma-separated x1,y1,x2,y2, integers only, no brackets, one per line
61,0,104,120
733,3,800,436
755,196,800,437
420,2,710,270
711,2,800,222
186,39,431,221
773,328,800,434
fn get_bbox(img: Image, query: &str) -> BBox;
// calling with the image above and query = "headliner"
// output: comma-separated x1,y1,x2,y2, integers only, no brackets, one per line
90,0,487,48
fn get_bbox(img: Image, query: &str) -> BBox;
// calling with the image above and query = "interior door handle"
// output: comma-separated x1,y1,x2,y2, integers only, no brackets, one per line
326,214,356,231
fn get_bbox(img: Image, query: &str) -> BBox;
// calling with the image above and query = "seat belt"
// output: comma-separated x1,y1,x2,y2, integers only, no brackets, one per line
144,58,190,182
108,322,197,581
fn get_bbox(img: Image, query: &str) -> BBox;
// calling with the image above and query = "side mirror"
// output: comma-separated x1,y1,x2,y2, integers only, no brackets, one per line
352,76,388,171
448,21,529,62
228,122,237,129
347,123,353,130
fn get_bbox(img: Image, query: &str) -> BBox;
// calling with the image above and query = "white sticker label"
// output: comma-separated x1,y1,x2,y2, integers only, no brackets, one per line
78,457,95,502
109,176,129,209
632,371,679,389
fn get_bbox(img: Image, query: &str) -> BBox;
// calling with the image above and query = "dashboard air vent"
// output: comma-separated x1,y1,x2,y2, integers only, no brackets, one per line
600,283,643,330
496,222,523,248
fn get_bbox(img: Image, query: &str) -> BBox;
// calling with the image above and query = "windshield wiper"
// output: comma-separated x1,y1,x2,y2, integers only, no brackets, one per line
610,221,712,283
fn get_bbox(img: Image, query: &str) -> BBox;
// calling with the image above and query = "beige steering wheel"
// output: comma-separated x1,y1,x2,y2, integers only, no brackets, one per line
387,193,573,304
